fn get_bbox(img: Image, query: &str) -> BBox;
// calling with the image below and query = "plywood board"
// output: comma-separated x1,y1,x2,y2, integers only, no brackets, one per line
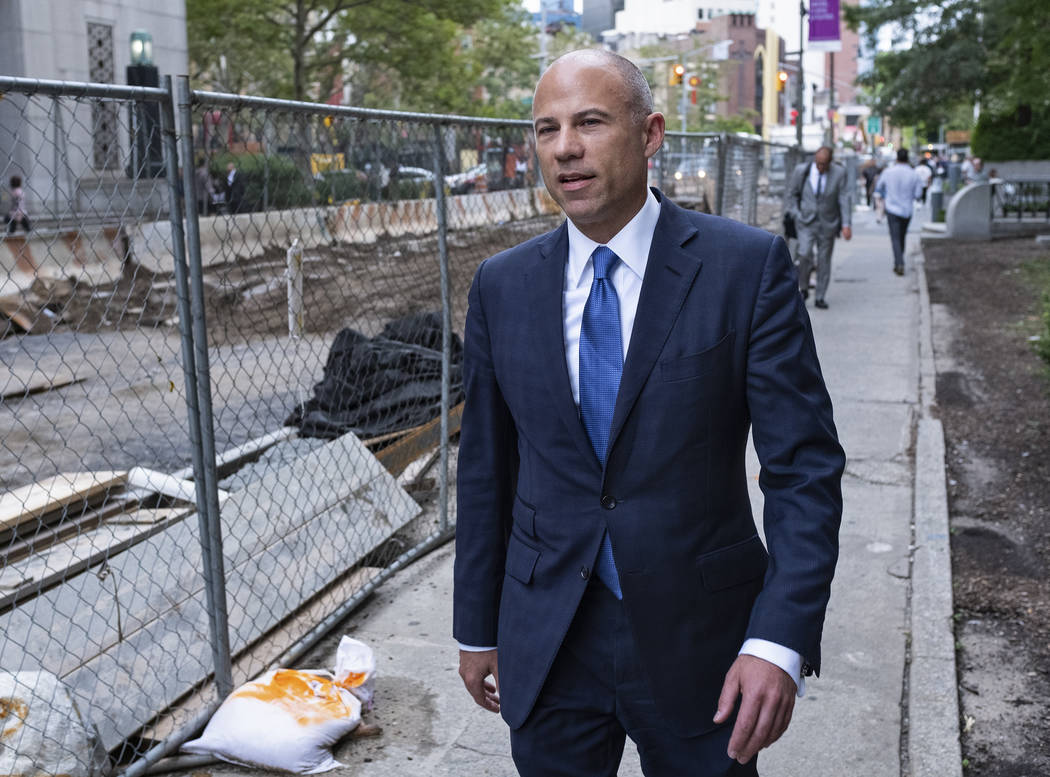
0,471,126,535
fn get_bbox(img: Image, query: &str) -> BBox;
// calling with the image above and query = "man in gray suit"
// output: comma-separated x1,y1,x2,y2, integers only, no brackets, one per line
784,146,852,309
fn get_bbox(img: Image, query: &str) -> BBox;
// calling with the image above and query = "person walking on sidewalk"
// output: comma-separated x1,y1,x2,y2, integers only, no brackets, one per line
455,48,844,777
5,175,31,234
875,149,925,276
783,146,852,309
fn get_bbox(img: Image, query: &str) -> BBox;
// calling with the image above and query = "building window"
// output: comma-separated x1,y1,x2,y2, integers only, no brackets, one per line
88,22,119,171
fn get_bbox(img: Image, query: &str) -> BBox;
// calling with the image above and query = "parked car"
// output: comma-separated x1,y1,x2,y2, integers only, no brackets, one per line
445,163,487,194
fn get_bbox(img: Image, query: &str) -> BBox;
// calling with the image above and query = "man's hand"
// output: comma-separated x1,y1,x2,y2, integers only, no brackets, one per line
459,649,500,713
713,654,796,764
841,225,853,241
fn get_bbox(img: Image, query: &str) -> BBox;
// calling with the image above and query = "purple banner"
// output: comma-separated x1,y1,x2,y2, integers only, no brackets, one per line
808,0,842,50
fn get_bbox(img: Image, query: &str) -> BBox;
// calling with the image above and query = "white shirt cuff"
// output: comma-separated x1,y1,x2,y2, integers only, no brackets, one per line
458,642,497,652
739,638,806,697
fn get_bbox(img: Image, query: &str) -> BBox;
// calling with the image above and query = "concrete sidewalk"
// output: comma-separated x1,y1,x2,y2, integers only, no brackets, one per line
192,203,960,777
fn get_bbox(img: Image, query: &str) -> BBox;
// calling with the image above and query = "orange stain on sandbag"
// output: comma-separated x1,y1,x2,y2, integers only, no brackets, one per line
335,671,367,689
236,670,356,726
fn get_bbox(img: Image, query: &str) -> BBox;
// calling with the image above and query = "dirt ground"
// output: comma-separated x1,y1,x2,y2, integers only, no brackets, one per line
0,217,562,490
923,237,1050,775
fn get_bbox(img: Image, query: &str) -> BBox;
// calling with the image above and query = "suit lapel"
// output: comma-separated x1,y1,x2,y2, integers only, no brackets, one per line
608,196,702,451
528,223,602,471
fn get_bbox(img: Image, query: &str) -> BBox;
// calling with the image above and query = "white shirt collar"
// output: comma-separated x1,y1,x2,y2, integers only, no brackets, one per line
565,188,661,289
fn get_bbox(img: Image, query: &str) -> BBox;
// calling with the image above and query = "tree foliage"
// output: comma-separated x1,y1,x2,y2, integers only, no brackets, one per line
187,0,523,106
845,0,1050,147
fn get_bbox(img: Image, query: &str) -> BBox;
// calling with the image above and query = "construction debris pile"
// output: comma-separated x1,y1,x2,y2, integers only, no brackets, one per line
286,312,463,440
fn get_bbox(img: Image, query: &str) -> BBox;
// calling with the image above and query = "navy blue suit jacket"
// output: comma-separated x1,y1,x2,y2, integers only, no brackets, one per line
453,190,844,737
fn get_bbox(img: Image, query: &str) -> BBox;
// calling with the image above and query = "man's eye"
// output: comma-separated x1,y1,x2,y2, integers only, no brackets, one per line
537,126,556,135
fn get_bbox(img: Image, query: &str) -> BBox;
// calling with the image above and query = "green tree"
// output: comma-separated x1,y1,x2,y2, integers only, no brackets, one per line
845,0,1050,143
187,0,516,103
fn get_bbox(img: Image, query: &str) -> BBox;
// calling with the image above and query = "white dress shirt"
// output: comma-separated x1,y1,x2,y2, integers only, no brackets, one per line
875,163,925,219
807,163,826,198
461,188,805,695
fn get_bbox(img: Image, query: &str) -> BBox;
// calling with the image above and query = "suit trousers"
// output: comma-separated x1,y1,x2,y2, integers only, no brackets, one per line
886,213,910,270
795,223,836,302
509,579,759,777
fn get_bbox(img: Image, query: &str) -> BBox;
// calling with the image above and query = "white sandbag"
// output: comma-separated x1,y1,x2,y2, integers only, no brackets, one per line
0,670,107,777
182,669,361,773
334,636,376,710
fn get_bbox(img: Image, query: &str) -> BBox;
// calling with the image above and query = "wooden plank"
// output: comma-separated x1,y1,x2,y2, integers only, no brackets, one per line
0,493,143,567
0,471,126,535
374,401,463,477
0,508,192,613
0,358,83,399
0,294,35,332
140,566,382,742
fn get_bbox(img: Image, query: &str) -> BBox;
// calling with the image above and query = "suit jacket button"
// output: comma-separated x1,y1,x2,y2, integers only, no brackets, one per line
601,495,616,509
580,566,590,580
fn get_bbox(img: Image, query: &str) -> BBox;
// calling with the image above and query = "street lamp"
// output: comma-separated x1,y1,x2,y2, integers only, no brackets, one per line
129,30,154,66
127,30,163,177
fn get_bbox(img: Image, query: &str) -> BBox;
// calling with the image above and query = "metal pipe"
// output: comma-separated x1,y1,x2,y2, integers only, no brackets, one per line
432,125,452,532
51,97,60,220
175,74,235,699
159,75,223,682
0,75,167,101
143,755,221,775
715,133,729,216
266,528,455,671
190,89,532,128
118,703,222,777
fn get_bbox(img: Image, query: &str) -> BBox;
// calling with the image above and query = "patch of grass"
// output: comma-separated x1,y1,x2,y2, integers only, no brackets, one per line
1021,252,1050,370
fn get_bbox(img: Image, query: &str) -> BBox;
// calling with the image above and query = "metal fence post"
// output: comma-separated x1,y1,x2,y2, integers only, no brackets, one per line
174,74,234,699
432,124,451,531
715,133,729,217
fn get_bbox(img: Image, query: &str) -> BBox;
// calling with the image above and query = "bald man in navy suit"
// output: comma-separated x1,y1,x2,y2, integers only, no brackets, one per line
454,49,844,777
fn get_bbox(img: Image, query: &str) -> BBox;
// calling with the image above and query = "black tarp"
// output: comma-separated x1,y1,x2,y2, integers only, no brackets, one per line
286,312,463,440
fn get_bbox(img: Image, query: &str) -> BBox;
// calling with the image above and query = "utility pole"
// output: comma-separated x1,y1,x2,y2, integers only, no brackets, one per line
828,50,836,146
539,4,548,73
797,0,807,148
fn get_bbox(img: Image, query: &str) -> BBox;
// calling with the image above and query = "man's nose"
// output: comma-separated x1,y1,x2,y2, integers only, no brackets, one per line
553,130,583,160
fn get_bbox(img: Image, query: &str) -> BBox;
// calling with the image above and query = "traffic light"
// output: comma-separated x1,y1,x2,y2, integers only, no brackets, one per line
687,74,701,104
670,63,685,86
776,70,789,92
789,109,799,126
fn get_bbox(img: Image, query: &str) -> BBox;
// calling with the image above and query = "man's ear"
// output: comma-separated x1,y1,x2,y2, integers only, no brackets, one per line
643,112,665,159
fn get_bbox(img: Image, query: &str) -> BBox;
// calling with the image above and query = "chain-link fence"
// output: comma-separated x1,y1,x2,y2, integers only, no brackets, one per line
1,73,802,777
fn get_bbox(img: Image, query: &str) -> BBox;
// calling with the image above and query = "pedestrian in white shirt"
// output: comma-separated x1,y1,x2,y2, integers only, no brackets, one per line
874,149,925,276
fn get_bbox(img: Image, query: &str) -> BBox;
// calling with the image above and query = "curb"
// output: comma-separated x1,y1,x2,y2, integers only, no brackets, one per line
909,249,963,777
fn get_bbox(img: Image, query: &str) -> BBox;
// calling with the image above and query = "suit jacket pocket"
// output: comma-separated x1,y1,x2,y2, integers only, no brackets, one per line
512,494,536,537
506,534,540,585
697,534,768,592
659,330,735,382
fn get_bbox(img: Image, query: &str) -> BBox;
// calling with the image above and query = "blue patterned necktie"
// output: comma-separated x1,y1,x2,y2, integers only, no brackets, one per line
579,245,623,600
